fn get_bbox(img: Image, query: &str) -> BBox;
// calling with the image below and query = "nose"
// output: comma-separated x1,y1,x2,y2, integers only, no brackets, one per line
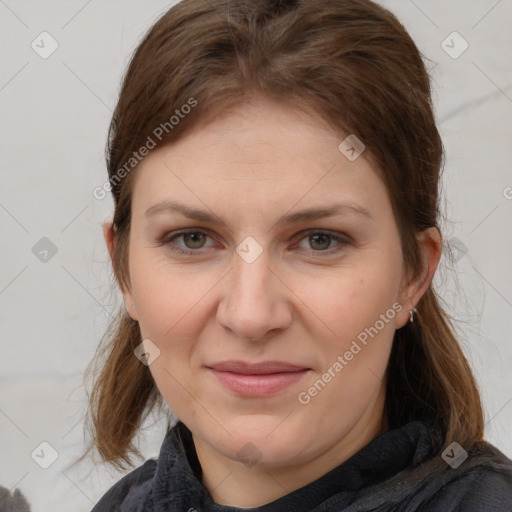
216,248,293,343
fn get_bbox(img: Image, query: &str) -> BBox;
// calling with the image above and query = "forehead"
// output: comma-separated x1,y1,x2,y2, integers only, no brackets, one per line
130,97,390,223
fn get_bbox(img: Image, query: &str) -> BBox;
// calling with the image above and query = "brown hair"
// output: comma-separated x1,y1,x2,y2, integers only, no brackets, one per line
82,0,484,469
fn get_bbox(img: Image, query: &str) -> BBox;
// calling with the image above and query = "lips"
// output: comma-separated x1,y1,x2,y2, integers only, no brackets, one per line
209,360,308,374
206,360,311,396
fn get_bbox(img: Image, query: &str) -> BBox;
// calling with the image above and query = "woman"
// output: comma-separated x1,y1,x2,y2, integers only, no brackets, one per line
84,0,512,510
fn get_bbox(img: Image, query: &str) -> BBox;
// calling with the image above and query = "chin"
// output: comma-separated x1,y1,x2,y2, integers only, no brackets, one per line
198,412,316,468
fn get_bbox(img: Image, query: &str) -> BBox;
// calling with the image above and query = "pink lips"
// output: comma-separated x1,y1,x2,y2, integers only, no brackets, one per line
207,360,310,397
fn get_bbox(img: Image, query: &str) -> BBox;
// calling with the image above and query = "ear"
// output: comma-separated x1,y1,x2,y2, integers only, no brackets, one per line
102,220,139,322
396,227,442,329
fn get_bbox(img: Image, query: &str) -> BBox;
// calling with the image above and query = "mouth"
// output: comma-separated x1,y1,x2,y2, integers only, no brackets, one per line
206,360,311,397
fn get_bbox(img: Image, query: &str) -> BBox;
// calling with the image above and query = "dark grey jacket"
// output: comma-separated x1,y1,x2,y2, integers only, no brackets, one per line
91,420,512,511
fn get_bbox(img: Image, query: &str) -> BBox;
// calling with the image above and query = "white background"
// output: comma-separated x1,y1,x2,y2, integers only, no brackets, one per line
1,1,511,510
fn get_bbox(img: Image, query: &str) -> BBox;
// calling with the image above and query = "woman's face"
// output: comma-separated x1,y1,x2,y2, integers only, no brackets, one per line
116,96,432,473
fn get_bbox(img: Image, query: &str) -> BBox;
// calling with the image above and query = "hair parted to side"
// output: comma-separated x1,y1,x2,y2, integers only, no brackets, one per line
81,0,484,469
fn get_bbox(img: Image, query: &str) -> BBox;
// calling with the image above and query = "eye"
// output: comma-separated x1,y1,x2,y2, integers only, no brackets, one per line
159,229,351,256
293,230,351,255
161,230,215,255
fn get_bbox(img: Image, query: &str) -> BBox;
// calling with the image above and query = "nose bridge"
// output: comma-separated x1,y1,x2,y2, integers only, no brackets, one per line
233,244,271,299
217,242,288,340
231,244,273,312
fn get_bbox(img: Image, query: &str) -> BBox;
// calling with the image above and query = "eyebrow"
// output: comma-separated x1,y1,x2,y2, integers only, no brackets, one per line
144,199,373,229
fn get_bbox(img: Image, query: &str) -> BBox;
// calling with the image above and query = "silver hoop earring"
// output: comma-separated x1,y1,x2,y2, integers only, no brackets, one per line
409,307,417,323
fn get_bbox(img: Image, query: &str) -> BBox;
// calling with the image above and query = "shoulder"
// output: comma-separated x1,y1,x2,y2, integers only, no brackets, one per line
91,458,157,512
419,441,512,511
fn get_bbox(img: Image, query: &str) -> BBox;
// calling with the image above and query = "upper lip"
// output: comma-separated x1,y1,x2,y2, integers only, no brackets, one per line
207,360,310,375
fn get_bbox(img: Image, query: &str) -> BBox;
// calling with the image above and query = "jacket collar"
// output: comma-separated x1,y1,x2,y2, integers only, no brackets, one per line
150,419,435,511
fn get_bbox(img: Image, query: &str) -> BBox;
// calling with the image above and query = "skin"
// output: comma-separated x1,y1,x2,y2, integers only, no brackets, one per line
103,95,441,507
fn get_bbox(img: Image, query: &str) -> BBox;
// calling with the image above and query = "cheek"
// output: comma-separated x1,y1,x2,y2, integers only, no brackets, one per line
128,258,211,410
296,269,400,417
129,248,210,338
300,260,402,341
296,256,402,398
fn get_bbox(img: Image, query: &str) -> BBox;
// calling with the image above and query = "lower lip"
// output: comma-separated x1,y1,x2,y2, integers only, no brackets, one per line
208,368,309,397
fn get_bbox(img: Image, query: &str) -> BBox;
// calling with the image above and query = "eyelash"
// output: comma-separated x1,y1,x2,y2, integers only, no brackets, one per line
158,229,352,257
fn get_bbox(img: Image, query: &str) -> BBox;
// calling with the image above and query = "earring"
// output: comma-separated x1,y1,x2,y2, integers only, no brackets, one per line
409,307,417,323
